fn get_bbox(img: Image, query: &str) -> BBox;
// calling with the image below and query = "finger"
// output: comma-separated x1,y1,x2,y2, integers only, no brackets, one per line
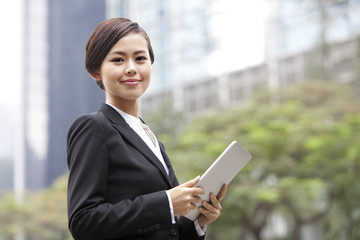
181,176,200,187
209,193,222,210
198,206,211,216
192,196,203,204
191,202,197,210
190,186,205,196
217,184,227,202
199,202,220,216
202,200,216,212
198,205,220,223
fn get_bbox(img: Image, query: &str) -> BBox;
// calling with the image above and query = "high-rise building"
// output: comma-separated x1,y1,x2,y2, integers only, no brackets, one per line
46,0,106,187
19,0,105,191
20,0,49,192
106,0,218,110
118,0,215,90
106,0,267,112
265,0,360,91
267,0,360,57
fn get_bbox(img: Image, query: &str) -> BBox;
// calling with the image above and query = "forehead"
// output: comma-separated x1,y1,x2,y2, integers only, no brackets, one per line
109,33,149,53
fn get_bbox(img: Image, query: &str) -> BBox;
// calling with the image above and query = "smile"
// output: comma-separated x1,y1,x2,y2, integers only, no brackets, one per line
120,79,141,85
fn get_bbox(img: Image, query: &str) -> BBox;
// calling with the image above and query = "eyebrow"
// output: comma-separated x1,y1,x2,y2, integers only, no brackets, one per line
109,50,147,56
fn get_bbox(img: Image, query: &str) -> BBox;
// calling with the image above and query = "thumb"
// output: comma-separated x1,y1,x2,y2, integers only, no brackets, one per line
181,176,200,187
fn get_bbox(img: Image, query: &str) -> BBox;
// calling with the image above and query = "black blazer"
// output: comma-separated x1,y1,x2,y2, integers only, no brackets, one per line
67,103,205,240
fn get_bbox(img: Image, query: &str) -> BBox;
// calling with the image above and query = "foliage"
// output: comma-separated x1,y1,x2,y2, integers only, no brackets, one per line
0,174,72,240
165,82,360,239
0,194,23,239
22,174,71,240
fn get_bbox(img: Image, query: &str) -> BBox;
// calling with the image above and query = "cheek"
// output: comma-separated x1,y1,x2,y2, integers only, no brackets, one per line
102,65,124,80
141,64,152,79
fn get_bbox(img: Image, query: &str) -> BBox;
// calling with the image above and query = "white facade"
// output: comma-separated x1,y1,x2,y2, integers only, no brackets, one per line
106,0,268,111
15,0,48,199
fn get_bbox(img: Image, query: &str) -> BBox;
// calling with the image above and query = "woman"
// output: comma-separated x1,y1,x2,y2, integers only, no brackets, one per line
67,18,227,240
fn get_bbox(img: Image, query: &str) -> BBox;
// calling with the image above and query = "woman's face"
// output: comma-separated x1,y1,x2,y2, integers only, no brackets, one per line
92,33,152,106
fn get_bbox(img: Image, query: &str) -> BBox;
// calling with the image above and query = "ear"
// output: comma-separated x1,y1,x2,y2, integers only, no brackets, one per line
90,70,102,81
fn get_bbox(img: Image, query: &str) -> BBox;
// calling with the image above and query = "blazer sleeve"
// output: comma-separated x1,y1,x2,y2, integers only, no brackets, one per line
66,113,173,239
179,217,205,240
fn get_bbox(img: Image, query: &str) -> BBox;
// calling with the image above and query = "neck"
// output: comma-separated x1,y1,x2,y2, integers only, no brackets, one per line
106,98,139,118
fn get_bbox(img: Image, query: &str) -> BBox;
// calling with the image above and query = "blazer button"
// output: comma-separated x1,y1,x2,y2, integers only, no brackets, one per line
170,228,177,236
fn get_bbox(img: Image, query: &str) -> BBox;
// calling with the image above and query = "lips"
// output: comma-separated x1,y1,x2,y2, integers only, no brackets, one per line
121,79,141,85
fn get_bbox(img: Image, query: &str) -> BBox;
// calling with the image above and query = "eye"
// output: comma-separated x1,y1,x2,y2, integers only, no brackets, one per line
136,56,147,61
112,57,124,62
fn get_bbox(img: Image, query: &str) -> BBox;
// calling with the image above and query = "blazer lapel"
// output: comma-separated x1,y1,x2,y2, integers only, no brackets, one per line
159,142,178,187
98,103,173,187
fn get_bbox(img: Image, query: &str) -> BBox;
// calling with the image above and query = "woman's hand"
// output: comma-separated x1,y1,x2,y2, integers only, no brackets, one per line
197,184,227,227
168,176,205,216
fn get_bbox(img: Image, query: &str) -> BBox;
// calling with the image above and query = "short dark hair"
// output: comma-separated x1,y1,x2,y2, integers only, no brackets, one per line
85,18,155,90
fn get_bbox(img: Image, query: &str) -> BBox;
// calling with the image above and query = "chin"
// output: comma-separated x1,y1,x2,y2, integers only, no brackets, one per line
126,94,143,100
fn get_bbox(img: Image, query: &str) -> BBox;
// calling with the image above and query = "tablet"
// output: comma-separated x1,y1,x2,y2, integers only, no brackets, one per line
184,141,252,221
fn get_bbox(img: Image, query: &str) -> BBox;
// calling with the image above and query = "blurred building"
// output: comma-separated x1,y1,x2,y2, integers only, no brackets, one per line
0,105,15,192
267,0,360,57
106,0,268,111
104,0,360,116
107,0,218,110
18,0,105,192
46,0,105,188
266,0,360,91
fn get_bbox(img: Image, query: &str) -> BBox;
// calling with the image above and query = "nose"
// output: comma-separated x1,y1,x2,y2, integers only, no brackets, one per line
125,60,137,76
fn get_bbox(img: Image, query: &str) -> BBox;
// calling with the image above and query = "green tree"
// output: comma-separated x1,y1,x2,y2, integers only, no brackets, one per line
166,82,360,239
0,194,22,239
0,174,72,240
302,114,360,239
21,174,71,240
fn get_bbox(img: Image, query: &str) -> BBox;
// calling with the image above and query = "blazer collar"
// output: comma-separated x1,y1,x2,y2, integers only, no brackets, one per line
98,103,174,187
